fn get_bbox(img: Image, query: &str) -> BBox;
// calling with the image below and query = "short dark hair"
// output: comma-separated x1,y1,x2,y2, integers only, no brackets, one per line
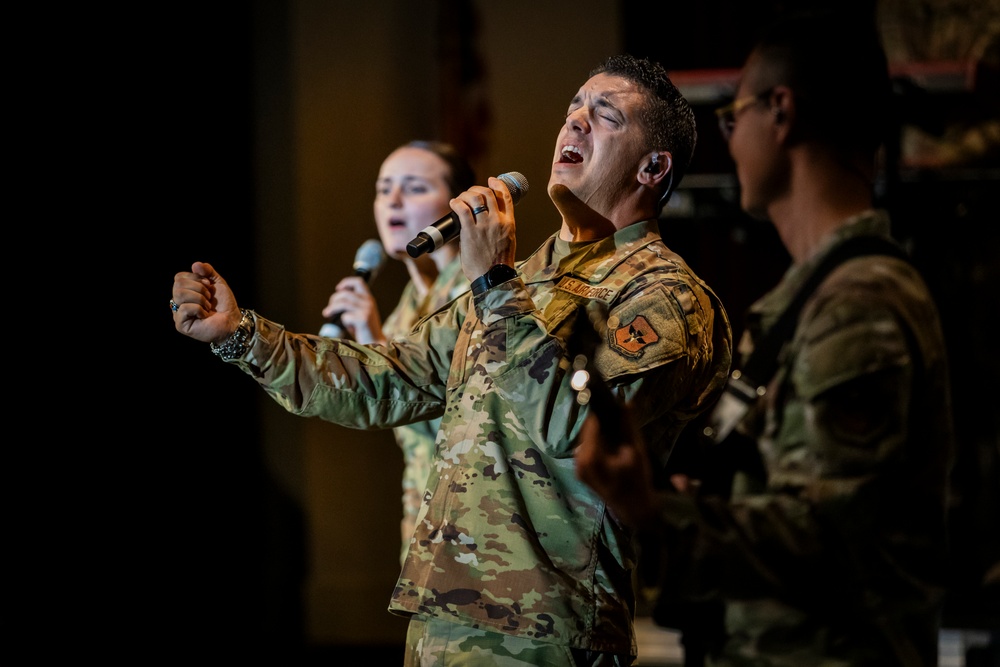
751,10,891,156
404,140,477,197
589,54,697,207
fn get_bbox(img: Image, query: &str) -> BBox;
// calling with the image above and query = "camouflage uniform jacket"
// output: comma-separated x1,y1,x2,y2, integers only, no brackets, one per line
655,210,954,666
230,219,731,655
381,256,469,564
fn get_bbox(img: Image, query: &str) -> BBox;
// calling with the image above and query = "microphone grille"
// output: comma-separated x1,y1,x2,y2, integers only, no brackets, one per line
497,171,529,205
353,238,386,280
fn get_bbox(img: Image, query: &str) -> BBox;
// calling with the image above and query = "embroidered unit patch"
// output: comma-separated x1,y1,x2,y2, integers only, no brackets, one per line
611,315,659,357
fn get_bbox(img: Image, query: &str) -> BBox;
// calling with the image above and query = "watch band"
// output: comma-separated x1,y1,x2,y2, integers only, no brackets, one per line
210,309,256,360
470,264,518,297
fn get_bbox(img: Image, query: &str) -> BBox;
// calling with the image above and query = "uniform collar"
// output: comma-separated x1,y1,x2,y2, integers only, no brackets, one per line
517,218,663,284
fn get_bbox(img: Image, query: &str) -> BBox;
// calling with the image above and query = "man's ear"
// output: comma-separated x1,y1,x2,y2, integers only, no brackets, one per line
769,86,794,142
639,151,672,188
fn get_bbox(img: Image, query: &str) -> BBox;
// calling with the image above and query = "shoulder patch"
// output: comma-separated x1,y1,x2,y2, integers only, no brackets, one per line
595,284,689,377
610,314,660,358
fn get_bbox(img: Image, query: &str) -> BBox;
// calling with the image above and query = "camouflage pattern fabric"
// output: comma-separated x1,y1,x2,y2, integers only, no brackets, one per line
654,210,954,666
404,615,631,666
382,257,470,565
230,219,731,657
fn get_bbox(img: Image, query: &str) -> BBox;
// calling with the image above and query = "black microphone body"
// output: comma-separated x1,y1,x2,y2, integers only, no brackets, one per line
320,239,386,338
406,171,529,258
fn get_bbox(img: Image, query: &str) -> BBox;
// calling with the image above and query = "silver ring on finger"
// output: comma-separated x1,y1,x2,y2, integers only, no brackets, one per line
169,300,180,312
471,205,488,216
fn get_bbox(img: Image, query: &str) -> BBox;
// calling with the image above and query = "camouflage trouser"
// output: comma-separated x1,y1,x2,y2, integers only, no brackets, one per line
403,615,634,666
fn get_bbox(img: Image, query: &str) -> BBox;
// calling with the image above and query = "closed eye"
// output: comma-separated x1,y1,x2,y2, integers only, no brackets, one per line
594,99,623,126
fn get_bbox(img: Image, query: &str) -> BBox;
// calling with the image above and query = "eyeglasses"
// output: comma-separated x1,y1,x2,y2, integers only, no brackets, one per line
715,88,773,141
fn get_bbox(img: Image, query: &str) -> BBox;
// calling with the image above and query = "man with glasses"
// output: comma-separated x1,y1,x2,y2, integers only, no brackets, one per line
575,10,954,666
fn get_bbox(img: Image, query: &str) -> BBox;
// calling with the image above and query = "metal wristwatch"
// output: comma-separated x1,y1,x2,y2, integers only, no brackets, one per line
210,309,255,360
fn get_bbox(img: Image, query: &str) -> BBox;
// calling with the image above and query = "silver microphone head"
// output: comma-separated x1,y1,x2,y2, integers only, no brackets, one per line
353,239,386,281
497,171,529,205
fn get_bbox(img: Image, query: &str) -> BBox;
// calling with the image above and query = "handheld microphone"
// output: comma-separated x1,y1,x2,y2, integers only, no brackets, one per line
319,239,387,338
406,171,529,258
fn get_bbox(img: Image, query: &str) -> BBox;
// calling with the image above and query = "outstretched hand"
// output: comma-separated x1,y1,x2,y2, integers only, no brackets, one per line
170,261,244,344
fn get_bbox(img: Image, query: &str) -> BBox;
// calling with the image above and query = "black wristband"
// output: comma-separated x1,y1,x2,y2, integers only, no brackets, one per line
471,264,518,297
